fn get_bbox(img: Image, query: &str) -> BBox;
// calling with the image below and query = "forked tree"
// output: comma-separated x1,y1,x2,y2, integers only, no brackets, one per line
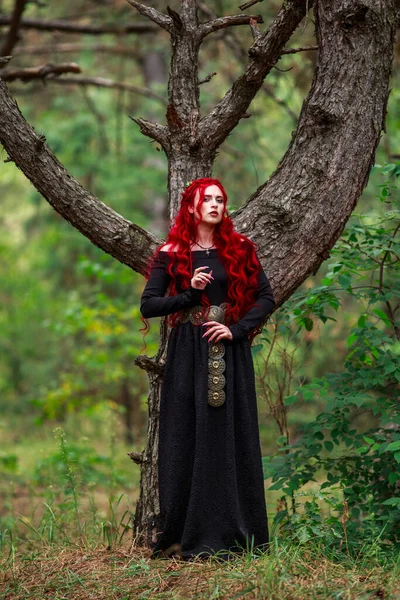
0,0,399,546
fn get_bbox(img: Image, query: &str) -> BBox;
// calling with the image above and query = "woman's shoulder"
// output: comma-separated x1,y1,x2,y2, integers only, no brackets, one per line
159,238,251,252
159,243,179,252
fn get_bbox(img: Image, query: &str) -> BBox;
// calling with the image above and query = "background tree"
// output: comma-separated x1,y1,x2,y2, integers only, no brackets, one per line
0,0,399,547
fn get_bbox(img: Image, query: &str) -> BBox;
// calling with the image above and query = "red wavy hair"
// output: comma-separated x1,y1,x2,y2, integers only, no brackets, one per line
140,178,263,346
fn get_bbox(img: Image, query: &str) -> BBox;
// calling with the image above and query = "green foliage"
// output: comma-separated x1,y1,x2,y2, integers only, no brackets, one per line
33,429,129,490
263,164,400,552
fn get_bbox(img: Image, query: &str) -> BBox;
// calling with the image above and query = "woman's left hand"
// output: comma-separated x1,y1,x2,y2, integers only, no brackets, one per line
202,321,233,343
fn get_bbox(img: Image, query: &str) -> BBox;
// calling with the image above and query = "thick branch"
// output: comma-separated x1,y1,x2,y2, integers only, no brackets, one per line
0,79,159,276
232,0,397,306
124,0,173,32
0,0,27,60
199,14,264,38
1,62,81,81
199,0,313,149
0,16,157,35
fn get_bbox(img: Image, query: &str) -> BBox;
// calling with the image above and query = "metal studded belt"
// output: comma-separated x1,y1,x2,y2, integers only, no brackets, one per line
178,303,229,408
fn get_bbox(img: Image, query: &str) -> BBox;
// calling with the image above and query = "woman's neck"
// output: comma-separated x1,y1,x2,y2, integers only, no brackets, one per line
192,224,215,247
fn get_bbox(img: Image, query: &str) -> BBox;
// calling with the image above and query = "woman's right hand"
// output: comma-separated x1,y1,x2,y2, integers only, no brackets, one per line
191,266,214,290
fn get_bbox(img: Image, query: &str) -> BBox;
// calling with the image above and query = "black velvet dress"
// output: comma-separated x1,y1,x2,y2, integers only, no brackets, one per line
140,246,275,561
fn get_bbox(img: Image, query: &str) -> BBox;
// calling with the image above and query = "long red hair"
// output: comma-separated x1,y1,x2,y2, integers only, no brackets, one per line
140,178,263,344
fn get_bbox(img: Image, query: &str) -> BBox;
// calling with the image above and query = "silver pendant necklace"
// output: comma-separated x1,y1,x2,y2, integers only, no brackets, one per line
190,240,215,256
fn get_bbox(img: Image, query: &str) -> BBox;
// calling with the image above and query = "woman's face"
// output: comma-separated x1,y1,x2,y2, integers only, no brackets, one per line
189,184,225,225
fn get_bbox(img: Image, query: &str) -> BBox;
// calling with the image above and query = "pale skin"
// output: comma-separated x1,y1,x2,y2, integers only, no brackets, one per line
161,184,233,343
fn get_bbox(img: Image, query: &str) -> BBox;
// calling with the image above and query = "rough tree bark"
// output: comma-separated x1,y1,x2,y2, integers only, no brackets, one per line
0,0,398,547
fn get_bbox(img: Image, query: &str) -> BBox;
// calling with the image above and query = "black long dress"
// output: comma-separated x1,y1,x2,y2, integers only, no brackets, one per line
140,246,275,561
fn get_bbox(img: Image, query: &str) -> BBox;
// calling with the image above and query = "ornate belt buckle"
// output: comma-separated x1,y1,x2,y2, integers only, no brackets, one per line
206,305,225,324
189,305,204,325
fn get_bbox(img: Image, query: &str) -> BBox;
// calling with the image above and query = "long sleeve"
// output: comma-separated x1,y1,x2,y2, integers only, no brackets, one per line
228,261,275,342
140,254,203,319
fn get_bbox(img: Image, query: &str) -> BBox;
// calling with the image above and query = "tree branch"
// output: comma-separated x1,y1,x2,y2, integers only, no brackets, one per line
124,0,173,33
0,78,159,276
199,0,312,148
128,116,169,149
9,75,165,103
1,62,82,82
0,0,28,61
199,71,217,85
12,43,140,58
282,44,319,54
232,0,396,304
198,0,313,149
199,14,264,38
0,16,157,35
239,0,264,9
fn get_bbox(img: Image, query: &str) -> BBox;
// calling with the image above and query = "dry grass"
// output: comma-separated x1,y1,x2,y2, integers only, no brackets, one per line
1,536,400,600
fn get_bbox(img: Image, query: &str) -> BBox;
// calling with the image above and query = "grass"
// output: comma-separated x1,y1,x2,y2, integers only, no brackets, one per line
2,535,400,599
1,408,400,599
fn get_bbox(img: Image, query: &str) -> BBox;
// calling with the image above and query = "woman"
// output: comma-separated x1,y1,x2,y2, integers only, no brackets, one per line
140,178,275,562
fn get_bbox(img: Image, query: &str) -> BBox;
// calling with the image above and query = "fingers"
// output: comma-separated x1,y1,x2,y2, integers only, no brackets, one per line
194,267,214,280
191,267,214,289
202,322,229,343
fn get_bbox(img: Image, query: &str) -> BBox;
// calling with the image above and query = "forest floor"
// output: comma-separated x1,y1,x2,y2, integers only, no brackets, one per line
1,411,399,599
1,535,399,600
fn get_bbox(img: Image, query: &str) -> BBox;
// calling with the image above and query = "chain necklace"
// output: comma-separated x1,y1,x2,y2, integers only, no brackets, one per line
190,239,215,256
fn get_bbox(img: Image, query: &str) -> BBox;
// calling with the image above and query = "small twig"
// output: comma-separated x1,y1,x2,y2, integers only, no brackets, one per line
127,451,146,464
198,71,217,85
282,44,319,55
249,16,261,40
239,0,263,10
273,65,293,73
262,83,298,123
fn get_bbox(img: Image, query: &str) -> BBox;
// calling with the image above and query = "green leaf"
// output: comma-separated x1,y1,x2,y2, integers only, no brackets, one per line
347,333,358,347
382,498,400,506
284,395,298,406
372,308,392,326
358,314,367,327
386,441,400,452
339,274,352,289
363,436,375,444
